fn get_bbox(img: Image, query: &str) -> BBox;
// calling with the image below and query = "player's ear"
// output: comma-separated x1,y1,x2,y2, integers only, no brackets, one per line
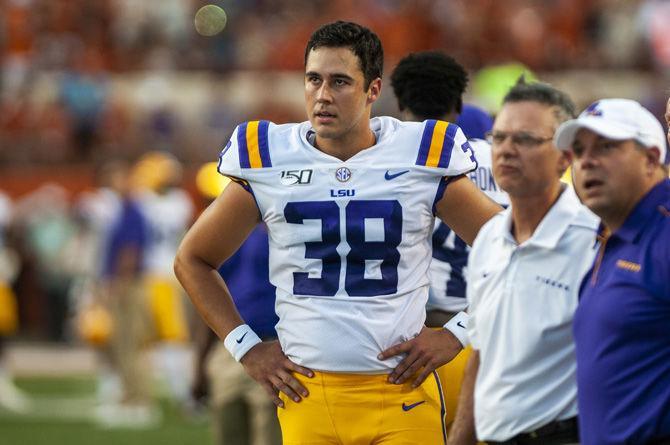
367,78,382,104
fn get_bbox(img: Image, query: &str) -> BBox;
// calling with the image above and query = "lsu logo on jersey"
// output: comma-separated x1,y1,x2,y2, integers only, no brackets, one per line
330,189,355,198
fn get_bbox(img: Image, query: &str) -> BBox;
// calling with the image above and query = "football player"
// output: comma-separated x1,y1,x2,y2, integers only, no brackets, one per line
175,21,501,444
386,51,508,429
133,152,194,406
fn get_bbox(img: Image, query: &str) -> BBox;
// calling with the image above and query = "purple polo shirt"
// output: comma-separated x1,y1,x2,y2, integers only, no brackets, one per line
574,178,670,445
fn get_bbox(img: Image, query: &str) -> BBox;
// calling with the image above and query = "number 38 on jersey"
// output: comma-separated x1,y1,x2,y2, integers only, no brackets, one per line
285,199,402,297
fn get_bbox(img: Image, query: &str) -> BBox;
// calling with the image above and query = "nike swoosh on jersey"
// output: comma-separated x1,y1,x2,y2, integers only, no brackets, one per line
385,170,410,180
401,401,426,411
236,332,248,344
456,321,466,329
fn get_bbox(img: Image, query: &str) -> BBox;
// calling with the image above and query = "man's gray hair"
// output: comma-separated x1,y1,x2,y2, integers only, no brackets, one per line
503,76,576,125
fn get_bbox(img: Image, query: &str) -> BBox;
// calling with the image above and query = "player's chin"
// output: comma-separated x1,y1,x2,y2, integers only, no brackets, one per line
312,123,340,139
578,194,609,216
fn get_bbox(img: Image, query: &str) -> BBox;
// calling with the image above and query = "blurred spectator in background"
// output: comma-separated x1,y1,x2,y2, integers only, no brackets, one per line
12,185,76,342
0,189,30,413
191,162,281,445
0,191,19,339
95,160,160,428
73,160,131,404
0,0,667,165
0,0,35,101
638,0,670,70
133,151,195,409
59,48,109,159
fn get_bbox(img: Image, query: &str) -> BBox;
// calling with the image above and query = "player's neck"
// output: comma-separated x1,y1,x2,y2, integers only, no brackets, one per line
509,182,564,244
314,124,377,162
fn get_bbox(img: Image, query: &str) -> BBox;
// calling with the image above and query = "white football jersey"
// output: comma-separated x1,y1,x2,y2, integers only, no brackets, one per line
427,139,509,313
218,116,477,372
76,188,122,277
138,189,194,276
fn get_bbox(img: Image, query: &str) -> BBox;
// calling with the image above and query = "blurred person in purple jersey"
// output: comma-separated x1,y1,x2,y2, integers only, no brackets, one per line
74,160,129,404
95,160,160,428
450,79,597,445
382,51,508,430
191,162,281,445
555,99,670,445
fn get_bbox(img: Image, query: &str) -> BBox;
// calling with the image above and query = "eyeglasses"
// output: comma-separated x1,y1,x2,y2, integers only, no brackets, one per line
486,131,554,149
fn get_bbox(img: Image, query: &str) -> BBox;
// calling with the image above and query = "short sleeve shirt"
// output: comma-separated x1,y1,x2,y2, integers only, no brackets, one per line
574,178,670,445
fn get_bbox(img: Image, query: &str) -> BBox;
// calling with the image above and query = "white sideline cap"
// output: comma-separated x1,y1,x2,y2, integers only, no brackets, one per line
554,98,667,164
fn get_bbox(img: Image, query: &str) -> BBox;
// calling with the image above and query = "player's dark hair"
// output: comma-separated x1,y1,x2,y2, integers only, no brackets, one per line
503,76,576,124
391,51,468,120
305,21,383,90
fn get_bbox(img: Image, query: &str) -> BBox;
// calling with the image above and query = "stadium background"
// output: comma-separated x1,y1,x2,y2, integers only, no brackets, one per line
0,0,669,443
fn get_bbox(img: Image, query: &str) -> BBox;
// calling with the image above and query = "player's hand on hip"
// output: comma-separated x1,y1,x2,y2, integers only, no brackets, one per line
240,340,314,408
378,326,463,387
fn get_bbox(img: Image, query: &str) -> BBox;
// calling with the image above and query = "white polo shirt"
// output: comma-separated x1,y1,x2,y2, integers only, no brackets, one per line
466,186,598,442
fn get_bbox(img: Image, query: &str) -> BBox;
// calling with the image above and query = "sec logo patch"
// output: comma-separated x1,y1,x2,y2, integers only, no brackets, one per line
335,167,351,182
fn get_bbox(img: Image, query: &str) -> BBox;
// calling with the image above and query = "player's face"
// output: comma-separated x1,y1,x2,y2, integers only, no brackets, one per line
491,101,567,198
571,129,651,224
304,47,380,141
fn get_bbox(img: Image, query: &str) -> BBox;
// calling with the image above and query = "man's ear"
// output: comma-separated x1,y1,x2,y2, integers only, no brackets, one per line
367,78,382,105
645,146,662,173
557,149,572,178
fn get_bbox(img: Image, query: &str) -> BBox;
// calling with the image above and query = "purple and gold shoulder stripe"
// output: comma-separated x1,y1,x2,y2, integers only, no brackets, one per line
237,120,272,169
416,120,458,168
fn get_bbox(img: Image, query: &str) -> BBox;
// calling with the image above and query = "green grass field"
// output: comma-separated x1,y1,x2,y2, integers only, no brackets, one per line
0,377,211,445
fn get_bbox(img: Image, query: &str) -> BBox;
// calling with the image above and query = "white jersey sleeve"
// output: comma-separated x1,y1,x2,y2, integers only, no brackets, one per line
414,119,477,177
140,189,194,276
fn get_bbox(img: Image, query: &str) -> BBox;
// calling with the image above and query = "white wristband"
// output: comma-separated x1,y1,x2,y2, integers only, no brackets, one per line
443,311,470,348
223,324,262,362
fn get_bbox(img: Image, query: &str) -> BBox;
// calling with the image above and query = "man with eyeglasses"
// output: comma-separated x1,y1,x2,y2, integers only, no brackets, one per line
448,79,599,445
